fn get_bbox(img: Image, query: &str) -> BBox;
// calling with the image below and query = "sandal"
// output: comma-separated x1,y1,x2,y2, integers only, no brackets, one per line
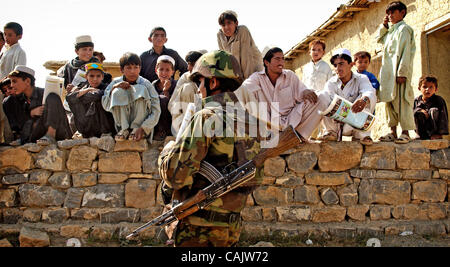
9,139,22,146
115,129,130,142
36,135,56,146
321,132,338,142
379,133,395,142
394,134,411,144
128,128,138,141
360,136,374,146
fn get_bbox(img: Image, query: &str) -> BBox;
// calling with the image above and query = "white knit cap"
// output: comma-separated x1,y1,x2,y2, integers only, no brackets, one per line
157,55,175,66
10,65,35,77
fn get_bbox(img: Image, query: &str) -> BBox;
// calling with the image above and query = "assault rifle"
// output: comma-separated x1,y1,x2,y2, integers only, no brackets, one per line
126,125,302,239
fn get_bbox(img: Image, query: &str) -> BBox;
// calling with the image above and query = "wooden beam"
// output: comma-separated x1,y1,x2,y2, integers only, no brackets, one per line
343,6,369,12
334,17,353,22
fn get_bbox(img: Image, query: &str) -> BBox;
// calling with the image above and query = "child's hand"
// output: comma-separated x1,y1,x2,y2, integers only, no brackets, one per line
302,89,318,104
419,108,429,119
30,106,44,117
66,84,75,93
396,77,407,84
162,80,172,97
383,15,389,28
113,81,131,90
132,128,146,141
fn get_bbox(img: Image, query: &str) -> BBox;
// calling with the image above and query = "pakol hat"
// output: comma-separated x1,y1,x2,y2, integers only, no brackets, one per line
333,48,352,58
85,63,104,73
75,35,94,48
9,65,35,77
157,55,175,67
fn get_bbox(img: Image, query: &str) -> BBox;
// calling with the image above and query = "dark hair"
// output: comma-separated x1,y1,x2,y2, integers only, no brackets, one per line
418,75,438,89
0,31,4,42
93,51,105,62
119,52,141,69
330,54,353,66
309,40,326,51
9,72,35,87
354,51,372,62
185,51,203,64
218,12,238,26
150,27,166,38
263,47,283,64
386,1,407,16
4,22,23,36
203,77,241,95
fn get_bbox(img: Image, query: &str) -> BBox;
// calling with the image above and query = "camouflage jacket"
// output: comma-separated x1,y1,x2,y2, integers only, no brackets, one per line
158,91,262,227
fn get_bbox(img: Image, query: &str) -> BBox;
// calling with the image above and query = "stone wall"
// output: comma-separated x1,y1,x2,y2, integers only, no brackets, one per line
0,137,449,246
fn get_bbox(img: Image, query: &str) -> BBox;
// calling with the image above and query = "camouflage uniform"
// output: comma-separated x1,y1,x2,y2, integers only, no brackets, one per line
158,51,263,247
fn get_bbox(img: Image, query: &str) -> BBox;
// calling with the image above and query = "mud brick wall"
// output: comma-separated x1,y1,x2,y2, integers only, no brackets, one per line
0,136,449,246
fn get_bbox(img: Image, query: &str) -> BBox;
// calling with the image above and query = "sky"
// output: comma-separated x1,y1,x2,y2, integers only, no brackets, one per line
1,0,347,87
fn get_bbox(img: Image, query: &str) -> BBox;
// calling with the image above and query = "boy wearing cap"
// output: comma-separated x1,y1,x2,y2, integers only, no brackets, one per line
168,50,205,135
102,52,161,142
0,22,27,80
376,1,416,144
217,10,263,79
59,35,99,90
152,55,177,140
140,27,188,83
320,49,377,145
66,63,116,138
4,66,71,145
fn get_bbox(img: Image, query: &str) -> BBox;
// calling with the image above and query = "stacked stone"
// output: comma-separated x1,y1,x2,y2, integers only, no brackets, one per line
0,138,449,246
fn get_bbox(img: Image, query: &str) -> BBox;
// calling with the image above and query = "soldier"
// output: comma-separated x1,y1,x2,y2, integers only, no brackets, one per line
158,50,265,247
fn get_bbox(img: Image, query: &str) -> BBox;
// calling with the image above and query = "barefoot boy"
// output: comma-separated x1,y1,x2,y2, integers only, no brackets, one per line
413,76,448,140
102,52,161,142
376,1,416,144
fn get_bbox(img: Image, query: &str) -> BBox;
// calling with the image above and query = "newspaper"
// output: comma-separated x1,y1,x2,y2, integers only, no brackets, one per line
43,76,64,104
71,69,87,86
320,94,376,131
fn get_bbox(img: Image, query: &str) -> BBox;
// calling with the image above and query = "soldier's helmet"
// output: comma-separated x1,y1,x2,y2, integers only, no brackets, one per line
190,50,243,84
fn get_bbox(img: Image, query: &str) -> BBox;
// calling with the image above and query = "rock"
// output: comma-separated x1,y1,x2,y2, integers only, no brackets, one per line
66,145,98,171
396,143,430,170
293,185,320,204
305,172,352,186
412,180,447,202
347,205,369,221
311,206,346,223
23,209,42,222
286,151,317,173
48,172,72,189
264,156,286,177
275,174,304,187
337,184,358,207
28,170,52,185
142,149,160,174
261,207,277,222
2,173,28,184
89,227,114,241
114,139,148,152
250,241,274,247
19,227,50,247
276,206,311,222
359,179,410,205
57,138,89,149
139,207,164,222
360,142,396,170
329,227,357,239
35,145,66,171
97,135,115,152
320,188,339,205
415,223,446,236
420,139,449,150
0,238,13,247
318,142,362,171
22,143,44,153
98,173,128,184
70,209,99,220
99,208,139,223
125,179,157,208
42,208,69,223
369,205,391,220
241,207,262,221
66,238,82,247
82,184,125,208
72,173,97,187
438,169,450,179
402,170,432,180
0,189,16,207
391,204,420,220
253,186,292,205
430,148,450,168
0,147,33,172
2,208,22,223
19,184,66,207
60,225,90,238
426,203,446,220
89,137,100,147
375,170,402,180
64,188,85,208
349,169,376,179
98,152,142,173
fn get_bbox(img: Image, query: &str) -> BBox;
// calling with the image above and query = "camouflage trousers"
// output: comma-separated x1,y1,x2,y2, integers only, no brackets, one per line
174,219,242,247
